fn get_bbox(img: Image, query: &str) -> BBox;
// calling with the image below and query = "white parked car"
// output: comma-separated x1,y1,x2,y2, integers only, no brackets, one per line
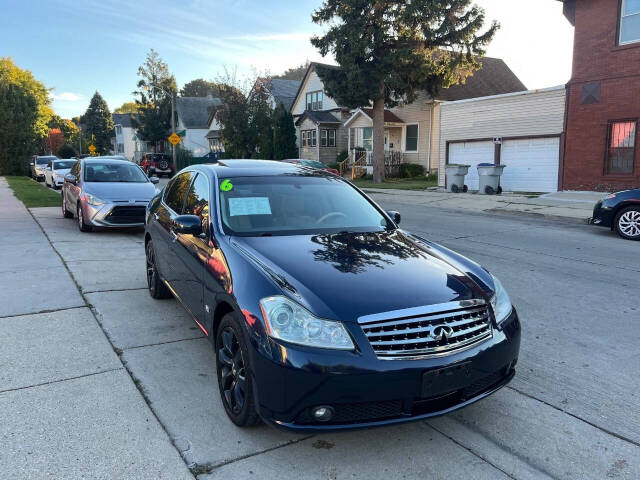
45,159,77,189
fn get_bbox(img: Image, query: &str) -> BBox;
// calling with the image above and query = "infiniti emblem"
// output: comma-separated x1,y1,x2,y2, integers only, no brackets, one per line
430,325,454,342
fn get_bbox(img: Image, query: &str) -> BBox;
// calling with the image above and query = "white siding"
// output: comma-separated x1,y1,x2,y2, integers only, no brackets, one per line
438,87,566,187
183,129,210,157
291,69,339,116
390,93,435,169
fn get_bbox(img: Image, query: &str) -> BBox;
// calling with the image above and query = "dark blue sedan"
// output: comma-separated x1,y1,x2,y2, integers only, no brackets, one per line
144,160,521,431
591,188,640,240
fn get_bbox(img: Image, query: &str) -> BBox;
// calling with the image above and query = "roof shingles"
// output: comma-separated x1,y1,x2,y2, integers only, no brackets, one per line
177,96,222,129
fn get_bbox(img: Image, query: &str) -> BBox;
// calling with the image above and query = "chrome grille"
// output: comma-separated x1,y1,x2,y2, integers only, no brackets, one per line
358,299,492,359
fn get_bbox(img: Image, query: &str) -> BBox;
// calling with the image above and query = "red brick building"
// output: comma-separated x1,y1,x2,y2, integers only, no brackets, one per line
560,0,640,190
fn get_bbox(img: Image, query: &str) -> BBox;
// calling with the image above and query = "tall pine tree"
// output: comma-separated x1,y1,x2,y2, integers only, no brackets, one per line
248,79,274,159
311,0,497,182
81,92,114,155
132,49,176,152
272,103,298,160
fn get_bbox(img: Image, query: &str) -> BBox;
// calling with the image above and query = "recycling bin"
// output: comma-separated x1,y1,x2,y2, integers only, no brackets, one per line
445,164,470,193
477,163,505,195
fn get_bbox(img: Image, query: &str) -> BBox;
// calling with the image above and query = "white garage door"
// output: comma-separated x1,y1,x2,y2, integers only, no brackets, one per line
448,141,494,191
501,137,559,192
448,137,559,192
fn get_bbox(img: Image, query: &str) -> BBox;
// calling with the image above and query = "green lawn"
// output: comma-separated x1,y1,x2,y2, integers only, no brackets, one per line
5,176,61,208
352,176,438,191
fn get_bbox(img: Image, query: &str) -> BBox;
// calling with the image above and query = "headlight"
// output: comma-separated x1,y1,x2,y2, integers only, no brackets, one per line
259,296,354,350
490,274,513,326
83,193,106,206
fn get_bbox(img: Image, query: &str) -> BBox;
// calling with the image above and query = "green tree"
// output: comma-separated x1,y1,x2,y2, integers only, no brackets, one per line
216,85,251,158
247,79,274,159
81,92,114,154
180,78,223,97
132,49,176,152
311,0,497,182
273,62,309,81
0,57,52,174
48,115,79,142
114,101,140,114
57,143,77,158
272,103,298,159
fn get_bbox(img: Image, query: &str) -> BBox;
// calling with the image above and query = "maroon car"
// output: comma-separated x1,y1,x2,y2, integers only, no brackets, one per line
140,153,175,177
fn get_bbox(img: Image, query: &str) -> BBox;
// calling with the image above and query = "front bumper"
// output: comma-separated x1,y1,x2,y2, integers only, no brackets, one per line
80,200,149,227
591,200,615,228
250,310,521,432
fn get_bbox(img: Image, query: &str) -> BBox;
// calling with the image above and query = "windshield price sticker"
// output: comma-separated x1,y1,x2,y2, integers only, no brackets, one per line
228,197,272,217
220,179,234,191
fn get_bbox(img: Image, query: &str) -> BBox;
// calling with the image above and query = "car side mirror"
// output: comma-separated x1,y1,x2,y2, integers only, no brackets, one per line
173,215,203,236
149,176,160,184
64,173,77,185
387,210,401,225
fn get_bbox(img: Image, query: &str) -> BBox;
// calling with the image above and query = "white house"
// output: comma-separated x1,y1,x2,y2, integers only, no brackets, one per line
290,60,527,171
176,95,222,157
112,113,147,162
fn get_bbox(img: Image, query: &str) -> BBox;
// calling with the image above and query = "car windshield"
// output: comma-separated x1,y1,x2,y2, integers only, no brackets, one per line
54,160,75,170
84,162,148,183
36,157,54,165
301,160,327,169
218,175,392,236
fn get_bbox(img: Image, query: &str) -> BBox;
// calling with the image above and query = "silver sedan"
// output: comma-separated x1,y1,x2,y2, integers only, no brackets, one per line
61,157,159,232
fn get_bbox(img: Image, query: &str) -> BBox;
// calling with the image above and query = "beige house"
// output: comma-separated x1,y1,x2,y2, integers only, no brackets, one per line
291,59,527,173
438,86,566,192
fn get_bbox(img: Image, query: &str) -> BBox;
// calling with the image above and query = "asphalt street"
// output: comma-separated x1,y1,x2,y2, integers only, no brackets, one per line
2,177,639,479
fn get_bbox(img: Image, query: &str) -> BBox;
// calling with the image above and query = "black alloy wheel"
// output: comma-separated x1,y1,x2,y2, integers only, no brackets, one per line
216,314,260,427
145,240,172,298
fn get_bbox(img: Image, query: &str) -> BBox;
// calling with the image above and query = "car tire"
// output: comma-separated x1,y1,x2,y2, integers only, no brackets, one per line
77,204,92,232
216,313,261,427
614,206,640,241
62,194,73,218
145,240,172,299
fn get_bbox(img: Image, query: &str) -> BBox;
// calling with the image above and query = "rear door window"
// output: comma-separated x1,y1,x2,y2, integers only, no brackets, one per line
164,171,194,214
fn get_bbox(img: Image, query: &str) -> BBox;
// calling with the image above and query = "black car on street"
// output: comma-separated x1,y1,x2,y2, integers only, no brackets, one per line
144,160,521,431
591,188,640,240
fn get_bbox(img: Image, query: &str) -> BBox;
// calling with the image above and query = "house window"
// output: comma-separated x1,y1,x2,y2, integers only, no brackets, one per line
115,125,122,135
362,127,373,151
621,0,640,44
606,121,636,174
305,91,324,111
301,130,317,147
405,124,419,152
320,129,336,147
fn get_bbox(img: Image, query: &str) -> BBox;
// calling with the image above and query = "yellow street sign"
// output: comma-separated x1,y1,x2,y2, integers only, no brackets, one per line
88,144,96,155
168,133,181,146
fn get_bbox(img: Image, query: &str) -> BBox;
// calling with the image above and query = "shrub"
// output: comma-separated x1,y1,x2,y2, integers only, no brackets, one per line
57,144,77,159
398,163,425,178
327,162,340,170
336,149,348,163
175,147,194,171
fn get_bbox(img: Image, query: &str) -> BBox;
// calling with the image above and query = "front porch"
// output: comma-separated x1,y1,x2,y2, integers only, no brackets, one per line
342,108,410,177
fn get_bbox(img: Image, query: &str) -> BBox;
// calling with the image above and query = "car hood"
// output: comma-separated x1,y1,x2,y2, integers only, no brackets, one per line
84,182,156,202
231,230,492,323
53,168,71,176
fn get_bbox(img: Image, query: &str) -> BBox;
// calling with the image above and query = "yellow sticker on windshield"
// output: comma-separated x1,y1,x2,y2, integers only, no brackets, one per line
220,179,233,192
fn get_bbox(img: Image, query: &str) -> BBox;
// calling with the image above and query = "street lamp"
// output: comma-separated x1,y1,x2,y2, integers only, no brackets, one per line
145,83,176,168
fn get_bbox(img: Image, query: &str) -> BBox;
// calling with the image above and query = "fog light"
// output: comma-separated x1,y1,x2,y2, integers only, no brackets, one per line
312,406,334,422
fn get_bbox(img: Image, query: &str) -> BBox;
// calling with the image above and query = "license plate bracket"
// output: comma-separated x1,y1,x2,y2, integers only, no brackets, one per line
421,362,472,397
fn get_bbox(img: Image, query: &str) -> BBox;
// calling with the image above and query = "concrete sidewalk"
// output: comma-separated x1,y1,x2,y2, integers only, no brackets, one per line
0,178,194,479
362,188,604,222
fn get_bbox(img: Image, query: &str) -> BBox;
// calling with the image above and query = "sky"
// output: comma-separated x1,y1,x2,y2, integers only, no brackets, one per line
1,0,574,119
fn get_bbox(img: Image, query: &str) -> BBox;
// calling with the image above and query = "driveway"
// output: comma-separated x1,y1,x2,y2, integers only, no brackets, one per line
8,185,640,479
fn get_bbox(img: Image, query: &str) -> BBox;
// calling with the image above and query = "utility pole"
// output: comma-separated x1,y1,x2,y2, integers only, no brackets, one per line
171,92,176,167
